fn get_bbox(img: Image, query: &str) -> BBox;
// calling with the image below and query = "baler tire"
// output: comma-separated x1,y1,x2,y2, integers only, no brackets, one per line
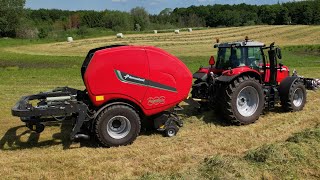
220,76,264,125
281,81,306,112
164,125,178,137
94,105,141,147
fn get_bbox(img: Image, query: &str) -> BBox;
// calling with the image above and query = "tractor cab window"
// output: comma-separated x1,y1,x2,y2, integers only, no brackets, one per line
216,46,263,70
216,47,242,69
247,47,263,70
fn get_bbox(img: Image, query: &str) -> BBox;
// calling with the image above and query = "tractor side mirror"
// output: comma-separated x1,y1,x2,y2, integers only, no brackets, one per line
276,48,282,59
209,56,215,66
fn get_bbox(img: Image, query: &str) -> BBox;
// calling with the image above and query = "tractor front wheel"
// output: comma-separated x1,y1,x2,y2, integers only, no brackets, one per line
281,81,306,112
95,105,141,147
219,76,264,125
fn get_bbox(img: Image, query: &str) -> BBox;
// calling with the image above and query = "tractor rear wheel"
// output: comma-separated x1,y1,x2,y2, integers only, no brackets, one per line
95,105,141,147
219,76,264,125
281,81,306,112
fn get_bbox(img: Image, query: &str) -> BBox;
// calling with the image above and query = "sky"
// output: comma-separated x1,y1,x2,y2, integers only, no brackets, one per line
25,0,297,14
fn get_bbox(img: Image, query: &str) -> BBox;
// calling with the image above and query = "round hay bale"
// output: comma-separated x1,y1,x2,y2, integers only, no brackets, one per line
117,33,124,38
154,30,158,34
67,37,73,42
174,30,180,34
188,28,193,32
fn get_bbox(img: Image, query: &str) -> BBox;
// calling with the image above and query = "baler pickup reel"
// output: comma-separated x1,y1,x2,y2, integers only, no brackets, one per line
12,87,89,140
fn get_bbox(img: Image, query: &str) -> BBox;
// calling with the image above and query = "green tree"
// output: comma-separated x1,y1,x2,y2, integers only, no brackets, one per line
159,8,172,16
259,5,277,25
81,11,104,28
276,6,289,25
313,0,320,24
187,13,205,27
0,0,26,37
222,10,241,27
104,10,133,31
302,4,313,24
130,7,150,31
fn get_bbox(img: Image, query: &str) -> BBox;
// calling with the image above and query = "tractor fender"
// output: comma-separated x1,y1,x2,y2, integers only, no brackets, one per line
278,76,300,97
216,71,262,83
216,75,236,82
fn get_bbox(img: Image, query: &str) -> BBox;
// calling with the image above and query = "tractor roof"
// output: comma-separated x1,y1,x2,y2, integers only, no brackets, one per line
214,40,265,48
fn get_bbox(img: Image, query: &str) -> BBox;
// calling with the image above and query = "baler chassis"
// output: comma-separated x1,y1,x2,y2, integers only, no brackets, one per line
11,86,184,142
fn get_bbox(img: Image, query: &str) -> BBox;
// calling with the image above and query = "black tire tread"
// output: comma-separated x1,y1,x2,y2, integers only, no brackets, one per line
281,80,306,112
95,105,141,147
218,75,263,125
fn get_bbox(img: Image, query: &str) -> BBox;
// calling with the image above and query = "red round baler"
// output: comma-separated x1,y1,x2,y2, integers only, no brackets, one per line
12,45,192,147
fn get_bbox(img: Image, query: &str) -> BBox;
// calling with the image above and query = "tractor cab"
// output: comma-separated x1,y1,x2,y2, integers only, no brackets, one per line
214,39,265,71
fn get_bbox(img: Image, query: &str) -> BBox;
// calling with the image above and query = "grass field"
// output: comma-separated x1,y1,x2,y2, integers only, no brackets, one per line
0,25,320,179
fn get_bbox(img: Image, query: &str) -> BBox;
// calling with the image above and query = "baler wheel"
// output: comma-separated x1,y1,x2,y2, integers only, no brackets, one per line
219,76,264,125
164,125,179,137
281,81,306,112
95,105,141,147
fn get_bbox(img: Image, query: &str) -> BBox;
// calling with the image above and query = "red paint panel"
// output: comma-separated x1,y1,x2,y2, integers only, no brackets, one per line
142,47,192,113
83,46,192,116
263,65,290,83
221,66,259,76
84,46,149,107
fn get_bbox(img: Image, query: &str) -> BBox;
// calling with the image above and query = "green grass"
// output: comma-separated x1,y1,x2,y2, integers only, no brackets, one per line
0,37,57,47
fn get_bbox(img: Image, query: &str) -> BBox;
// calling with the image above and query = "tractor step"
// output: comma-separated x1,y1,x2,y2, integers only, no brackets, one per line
174,105,184,111
184,97,201,109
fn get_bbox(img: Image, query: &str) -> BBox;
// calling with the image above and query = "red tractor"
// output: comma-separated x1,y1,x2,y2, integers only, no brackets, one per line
191,38,316,125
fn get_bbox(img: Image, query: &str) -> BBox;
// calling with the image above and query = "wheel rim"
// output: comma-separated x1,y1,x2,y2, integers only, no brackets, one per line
237,86,259,117
167,129,175,137
293,88,303,107
107,116,131,139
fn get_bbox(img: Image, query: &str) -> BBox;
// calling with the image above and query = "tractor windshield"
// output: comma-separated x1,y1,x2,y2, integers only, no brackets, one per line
216,46,262,70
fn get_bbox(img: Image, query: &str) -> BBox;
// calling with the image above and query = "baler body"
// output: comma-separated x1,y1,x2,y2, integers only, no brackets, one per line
83,45,192,116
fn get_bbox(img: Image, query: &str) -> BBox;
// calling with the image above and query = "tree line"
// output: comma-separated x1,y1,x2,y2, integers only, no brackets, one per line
0,0,319,39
